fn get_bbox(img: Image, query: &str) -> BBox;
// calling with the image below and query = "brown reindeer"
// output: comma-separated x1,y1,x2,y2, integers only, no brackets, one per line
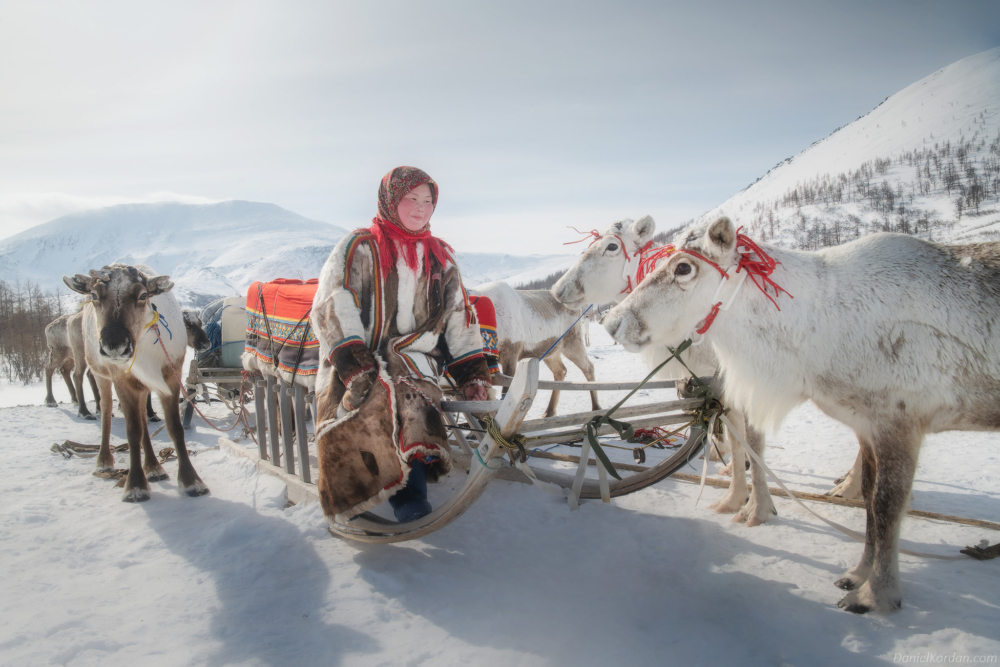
63,264,209,502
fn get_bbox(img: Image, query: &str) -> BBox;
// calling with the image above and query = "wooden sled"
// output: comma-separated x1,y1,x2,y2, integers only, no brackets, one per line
324,357,716,543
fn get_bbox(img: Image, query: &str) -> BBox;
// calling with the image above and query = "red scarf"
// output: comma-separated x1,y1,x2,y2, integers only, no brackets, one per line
369,217,455,280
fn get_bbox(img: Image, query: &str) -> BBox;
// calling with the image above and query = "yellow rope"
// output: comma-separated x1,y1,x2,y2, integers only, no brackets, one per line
479,413,528,462
126,309,159,374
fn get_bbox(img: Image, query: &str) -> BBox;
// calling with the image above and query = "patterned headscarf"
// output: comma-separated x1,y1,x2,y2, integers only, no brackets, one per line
369,166,453,279
376,166,439,230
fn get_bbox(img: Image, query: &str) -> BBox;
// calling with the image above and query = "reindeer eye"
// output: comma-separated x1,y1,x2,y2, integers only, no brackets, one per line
675,263,692,276
138,292,148,301
606,243,618,252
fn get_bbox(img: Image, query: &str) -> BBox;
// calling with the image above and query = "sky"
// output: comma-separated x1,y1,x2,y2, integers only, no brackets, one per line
1,0,999,254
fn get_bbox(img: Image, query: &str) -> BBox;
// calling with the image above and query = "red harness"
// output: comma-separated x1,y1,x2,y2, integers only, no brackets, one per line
564,226,665,294
676,229,793,335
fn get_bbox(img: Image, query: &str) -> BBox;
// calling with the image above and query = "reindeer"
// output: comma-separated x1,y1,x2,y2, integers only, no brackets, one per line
43,312,84,408
603,216,1000,613
63,264,209,502
471,280,599,417
552,215,776,525
50,304,212,423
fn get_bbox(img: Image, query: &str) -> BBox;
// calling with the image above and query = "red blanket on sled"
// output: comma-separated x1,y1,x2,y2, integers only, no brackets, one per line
245,279,320,377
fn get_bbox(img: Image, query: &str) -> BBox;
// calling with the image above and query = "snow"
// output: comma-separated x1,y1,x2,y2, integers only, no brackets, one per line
2,326,999,667
697,46,1000,248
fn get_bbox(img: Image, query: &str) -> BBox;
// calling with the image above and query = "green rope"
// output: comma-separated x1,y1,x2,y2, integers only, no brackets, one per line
583,338,714,480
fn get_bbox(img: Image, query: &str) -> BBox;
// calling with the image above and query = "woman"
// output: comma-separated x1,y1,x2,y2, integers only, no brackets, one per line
311,166,491,524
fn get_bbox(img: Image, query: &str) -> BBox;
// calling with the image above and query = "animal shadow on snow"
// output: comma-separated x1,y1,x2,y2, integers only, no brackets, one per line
350,494,999,665
141,494,378,667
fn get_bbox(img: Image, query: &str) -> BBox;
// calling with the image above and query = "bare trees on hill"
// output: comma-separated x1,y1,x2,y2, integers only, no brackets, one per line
0,279,66,384
749,118,1000,250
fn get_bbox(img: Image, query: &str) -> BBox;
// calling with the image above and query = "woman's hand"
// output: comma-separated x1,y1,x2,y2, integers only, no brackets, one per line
463,383,489,401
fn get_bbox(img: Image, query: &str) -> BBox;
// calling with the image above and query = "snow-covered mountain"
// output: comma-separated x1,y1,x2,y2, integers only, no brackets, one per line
695,47,1000,248
0,201,574,306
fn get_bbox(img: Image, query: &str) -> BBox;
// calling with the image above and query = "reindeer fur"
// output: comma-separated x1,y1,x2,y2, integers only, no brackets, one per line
63,264,208,502
604,216,1000,613
553,216,776,525
471,281,599,417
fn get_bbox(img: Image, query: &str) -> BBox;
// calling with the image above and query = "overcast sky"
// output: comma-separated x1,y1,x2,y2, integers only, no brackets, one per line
1,0,998,254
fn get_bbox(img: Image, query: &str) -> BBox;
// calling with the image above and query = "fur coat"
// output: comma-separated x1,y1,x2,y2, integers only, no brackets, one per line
310,229,490,521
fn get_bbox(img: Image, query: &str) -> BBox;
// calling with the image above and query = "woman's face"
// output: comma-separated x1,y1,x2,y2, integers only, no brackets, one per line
396,183,435,232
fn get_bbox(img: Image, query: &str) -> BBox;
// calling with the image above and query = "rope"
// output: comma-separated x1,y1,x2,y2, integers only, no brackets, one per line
151,323,241,433
538,304,593,362
718,412,968,561
478,413,528,463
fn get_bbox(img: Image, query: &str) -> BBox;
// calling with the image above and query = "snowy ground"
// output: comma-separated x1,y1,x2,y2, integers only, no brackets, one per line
2,328,999,667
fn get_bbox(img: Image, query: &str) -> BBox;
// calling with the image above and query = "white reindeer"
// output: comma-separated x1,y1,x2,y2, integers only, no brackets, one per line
470,281,599,417
63,264,209,502
552,215,776,526
603,216,1000,613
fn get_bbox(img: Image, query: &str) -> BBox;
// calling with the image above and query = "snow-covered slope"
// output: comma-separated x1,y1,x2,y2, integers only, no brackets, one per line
0,201,347,307
697,47,1000,248
0,201,577,306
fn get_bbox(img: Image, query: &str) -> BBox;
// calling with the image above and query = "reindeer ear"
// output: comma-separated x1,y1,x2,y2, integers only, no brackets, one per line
631,215,655,242
147,275,174,296
63,274,90,294
704,216,736,258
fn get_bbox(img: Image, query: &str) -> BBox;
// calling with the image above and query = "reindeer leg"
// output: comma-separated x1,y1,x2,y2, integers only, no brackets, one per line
161,376,209,497
93,375,116,473
541,354,567,418
61,363,78,405
836,440,876,593
44,358,58,407
828,447,864,499
146,394,161,422
734,417,776,527
87,370,102,414
140,390,168,482
838,429,918,613
115,376,151,502
74,365,96,420
561,333,600,411
710,414,748,514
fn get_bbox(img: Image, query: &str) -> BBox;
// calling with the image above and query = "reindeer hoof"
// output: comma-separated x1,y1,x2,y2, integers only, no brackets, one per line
45,401,58,408
148,414,161,423
121,487,151,503
838,598,871,614
834,577,857,590
181,480,210,497
82,413,97,421
146,471,169,482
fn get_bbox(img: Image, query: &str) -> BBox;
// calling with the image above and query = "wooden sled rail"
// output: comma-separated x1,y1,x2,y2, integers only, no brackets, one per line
491,373,714,392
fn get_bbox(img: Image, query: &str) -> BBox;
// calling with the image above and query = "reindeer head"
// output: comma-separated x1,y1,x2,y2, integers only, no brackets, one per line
603,216,737,352
62,264,174,364
552,216,656,308
182,309,212,353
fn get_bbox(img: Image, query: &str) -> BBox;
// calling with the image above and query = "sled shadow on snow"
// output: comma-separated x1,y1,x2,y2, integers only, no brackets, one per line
140,493,379,667
349,491,1000,666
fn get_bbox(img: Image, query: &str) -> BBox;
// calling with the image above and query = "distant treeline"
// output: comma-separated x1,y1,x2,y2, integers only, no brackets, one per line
0,279,66,384
749,118,1000,249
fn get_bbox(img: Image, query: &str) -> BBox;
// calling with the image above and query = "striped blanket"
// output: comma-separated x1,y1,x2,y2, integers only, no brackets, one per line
244,279,320,378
